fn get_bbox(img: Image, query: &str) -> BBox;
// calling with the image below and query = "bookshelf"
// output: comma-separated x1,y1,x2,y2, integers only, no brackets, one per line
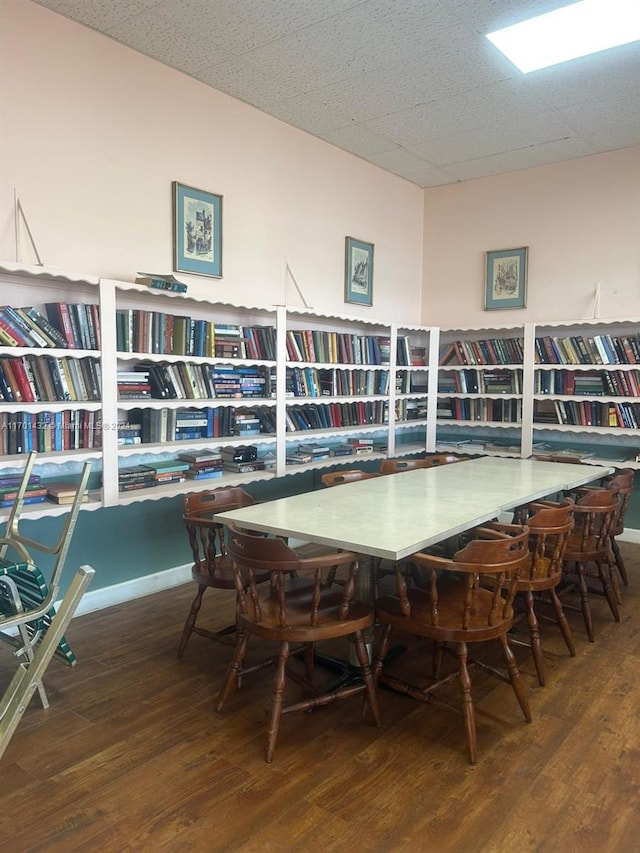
531,318,640,468
3,261,639,519
100,279,278,506
0,262,104,519
435,322,527,459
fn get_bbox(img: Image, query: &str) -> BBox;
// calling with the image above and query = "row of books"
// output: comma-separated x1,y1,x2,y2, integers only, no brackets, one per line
287,366,390,398
395,399,428,421
534,369,640,397
535,333,640,366
115,309,276,360
0,410,102,456
0,355,101,403
285,400,388,431
534,399,640,428
439,337,524,366
0,472,90,508
117,363,275,401
117,445,270,491
0,302,101,350
285,437,385,465
118,406,276,445
439,368,522,395
436,398,521,423
286,330,420,367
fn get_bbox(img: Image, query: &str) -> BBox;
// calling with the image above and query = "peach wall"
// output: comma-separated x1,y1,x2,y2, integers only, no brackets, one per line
0,0,424,323
423,147,640,326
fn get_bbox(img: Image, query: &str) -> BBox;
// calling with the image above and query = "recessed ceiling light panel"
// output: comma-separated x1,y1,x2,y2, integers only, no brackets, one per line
486,0,640,73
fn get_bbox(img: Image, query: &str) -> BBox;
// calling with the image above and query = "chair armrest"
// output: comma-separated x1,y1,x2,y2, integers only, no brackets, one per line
297,550,358,570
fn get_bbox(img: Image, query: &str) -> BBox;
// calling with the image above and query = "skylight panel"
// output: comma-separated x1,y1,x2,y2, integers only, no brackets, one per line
486,0,640,73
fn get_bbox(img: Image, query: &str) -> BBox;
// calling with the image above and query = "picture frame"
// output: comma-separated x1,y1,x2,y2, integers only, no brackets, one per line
344,236,374,307
485,247,527,310
173,181,222,278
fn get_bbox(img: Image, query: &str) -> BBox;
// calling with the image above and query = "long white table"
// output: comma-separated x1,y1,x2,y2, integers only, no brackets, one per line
216,457,614,561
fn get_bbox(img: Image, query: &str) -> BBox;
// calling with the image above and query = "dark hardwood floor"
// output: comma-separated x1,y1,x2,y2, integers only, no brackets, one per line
1,547,639,852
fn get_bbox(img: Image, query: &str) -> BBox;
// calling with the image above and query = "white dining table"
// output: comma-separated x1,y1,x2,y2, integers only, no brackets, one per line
216,456,614,562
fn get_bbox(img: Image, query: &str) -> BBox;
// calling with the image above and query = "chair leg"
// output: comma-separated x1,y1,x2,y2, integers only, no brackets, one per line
353,630,381,727
608,558,623,606
524,590,545,687
433,640,445,679
373,623,392,686
266,641,290,763
547,587,576,657
215,628,248,712
499,634,532,724
304,642,314,681
177,583,206,658
456,641,477,765
610,536,629,586
597,561,621,622
574,562,595,642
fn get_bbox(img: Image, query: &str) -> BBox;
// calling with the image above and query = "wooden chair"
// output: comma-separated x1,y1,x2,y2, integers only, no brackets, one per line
179,486,266,657
216,524,381,762
373,522,531,764
509,499,576,686
379,454,463,475
562,488,619,642
600,468,634,589
320,469,379,488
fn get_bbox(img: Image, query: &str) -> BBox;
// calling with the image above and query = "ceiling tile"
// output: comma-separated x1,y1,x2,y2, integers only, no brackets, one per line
523,42,640,110
444,137,596,181
243,0,458,92
105,10,234,75
150,0,364,54
33,0,151,30
408,111,578,166
316,125,400,158
558,97,640,151
365,148,455,187
310,33,518,123
195,58,302,112
363,77,551,146
262,94,353,137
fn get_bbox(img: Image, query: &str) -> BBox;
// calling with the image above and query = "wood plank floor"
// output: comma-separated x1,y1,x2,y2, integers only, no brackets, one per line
1,548,639,853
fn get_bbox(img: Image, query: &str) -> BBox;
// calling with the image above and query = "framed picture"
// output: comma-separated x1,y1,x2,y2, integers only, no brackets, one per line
344,236,374,306
173,182,222,278
485,247,528,310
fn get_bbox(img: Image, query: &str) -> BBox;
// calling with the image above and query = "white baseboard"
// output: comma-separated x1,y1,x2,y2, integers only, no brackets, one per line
619,528,640,545
71,563,192,618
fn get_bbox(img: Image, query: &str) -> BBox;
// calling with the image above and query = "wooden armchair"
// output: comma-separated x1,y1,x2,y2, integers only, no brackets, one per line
508,499,576,685
374,522,531,764
562,488,619,641
216,524,380,762
179,486,264,657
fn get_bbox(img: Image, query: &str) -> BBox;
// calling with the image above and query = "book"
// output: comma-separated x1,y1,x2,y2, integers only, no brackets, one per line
142,460,190,475
136,273,188,293
222,460,266,473
46,482,90,504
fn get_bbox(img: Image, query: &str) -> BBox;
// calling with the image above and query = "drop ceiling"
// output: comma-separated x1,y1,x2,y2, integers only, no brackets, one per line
32,0,640,188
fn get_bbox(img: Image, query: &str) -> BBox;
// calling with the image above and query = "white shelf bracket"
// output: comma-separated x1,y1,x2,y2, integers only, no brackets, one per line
14,189,43,266
285,262,313,310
